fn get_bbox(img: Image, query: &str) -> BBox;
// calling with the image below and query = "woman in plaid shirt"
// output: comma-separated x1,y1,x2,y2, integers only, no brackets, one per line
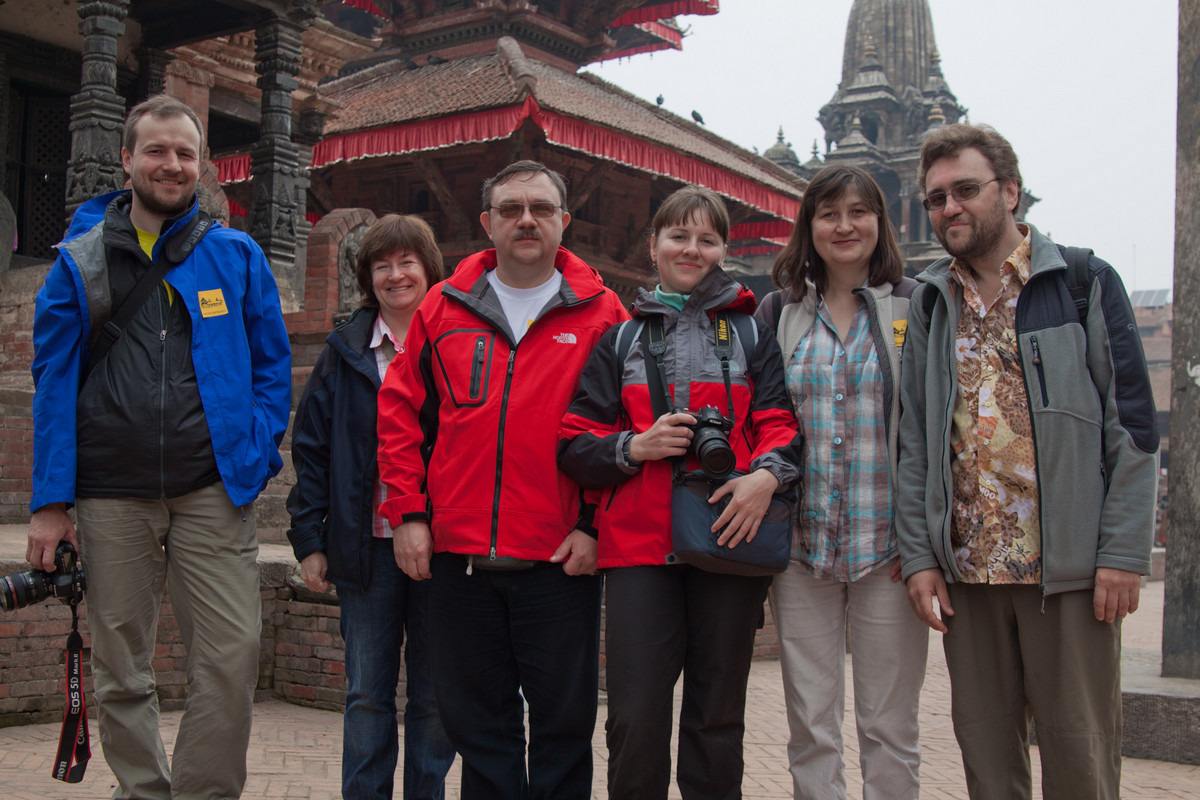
756,166,927,800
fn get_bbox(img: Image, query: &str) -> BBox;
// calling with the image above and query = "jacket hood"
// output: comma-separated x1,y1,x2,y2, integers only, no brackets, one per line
445,245,608,303
633,265,756,319
59,190,204,249
59,190,124,245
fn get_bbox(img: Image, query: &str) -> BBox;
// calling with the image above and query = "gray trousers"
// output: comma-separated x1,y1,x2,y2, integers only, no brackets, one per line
76,483,261,800
943,583,1122,800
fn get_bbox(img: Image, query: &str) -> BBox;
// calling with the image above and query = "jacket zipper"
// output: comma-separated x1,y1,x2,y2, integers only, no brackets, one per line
1014,283,1046,602
157,288,168,498
490,350,517,560
470,336,486,400
1030,336,1049,407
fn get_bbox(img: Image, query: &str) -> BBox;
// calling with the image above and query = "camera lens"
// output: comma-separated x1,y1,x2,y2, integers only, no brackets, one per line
694,428,735,478
1,570,49,612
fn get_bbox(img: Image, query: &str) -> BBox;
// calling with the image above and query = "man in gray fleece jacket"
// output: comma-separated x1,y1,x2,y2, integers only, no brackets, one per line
896,123,1158,800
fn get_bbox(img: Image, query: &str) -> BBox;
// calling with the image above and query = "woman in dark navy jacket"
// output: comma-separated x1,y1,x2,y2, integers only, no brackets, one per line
287,214,454,800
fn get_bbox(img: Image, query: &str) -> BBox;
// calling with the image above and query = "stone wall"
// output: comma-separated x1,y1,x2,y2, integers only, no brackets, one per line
0,263,45,522
0,547,781,727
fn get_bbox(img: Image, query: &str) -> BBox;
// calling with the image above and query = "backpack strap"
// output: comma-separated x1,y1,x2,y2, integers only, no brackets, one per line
1057,244,1094,322
83,210,213,383
612,318,644,372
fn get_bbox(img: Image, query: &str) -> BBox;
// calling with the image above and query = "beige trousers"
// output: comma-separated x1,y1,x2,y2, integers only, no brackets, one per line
76,483,261,800
770,563,928,800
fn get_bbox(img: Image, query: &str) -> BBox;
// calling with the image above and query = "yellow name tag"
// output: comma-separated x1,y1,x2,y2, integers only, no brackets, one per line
893,319,908,349
199,289,228,318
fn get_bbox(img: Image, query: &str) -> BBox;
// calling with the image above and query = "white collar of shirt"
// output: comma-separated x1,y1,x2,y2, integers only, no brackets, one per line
370,313,400,351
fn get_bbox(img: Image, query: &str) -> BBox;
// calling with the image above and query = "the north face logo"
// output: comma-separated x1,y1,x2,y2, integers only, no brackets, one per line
552,333,577,344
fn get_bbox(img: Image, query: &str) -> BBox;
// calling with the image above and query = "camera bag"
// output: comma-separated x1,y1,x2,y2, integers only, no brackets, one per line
641,312,792,576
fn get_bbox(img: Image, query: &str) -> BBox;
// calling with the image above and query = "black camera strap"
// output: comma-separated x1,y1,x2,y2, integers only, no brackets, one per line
53,599,90,783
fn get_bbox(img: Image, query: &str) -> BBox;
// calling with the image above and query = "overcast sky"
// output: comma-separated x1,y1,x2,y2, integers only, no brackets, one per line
588,0,1179,294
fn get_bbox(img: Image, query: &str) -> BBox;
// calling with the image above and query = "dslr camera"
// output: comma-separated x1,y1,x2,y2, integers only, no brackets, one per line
683,406,735,478
1,543,86,612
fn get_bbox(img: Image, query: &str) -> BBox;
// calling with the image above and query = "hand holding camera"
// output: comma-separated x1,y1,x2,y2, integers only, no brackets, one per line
629,411,697,463
2,541,86,612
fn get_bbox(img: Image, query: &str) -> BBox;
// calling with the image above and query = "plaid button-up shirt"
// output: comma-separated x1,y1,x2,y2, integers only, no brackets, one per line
785,296,892,582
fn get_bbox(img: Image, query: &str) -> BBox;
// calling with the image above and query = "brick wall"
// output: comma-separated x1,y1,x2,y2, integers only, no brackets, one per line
0,555,781,727
0,263,46,522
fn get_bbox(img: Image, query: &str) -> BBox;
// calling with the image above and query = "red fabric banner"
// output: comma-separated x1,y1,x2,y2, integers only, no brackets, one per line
339,0,387,18
730,220,796,240
610,1,720,27
310,104,530,167
527,98,798,219
216,154,251,185
634,21,683,47
214,94,798,221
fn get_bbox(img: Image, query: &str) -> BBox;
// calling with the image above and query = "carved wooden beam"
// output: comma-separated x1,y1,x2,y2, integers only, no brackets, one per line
568,160,613,214
410,153,471,235
307,171,336,216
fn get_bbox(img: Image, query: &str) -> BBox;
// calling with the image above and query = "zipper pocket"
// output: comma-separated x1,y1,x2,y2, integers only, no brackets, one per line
469,336,487,400
1030,335,1049,407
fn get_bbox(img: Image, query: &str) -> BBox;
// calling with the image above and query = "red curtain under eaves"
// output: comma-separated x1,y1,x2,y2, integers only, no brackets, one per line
214,96,798,221
526,99,799,220
730,220,797,240
610,1,720,28
311,104,531,168
339,0,388,18
217,154,251,185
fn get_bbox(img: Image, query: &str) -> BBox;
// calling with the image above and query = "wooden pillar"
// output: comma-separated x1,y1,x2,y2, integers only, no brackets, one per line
65,0,129,217
249,11,312,312
139,46,176,99
0,51,8,194
1163,0,1200,680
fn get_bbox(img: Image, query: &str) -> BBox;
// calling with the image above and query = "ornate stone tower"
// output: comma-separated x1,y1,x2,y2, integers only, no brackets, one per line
813,0,968,271
754,0,976,272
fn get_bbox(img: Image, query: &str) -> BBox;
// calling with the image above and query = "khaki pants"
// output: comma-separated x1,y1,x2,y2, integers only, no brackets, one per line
770,564,927,800
943,584,1122,800
76,483,261,800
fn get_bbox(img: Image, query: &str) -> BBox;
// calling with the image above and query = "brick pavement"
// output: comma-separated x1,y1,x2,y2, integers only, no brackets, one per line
4,582,1199,799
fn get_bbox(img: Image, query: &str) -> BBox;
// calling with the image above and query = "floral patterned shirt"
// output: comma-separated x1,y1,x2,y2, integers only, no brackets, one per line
948,226,1041,584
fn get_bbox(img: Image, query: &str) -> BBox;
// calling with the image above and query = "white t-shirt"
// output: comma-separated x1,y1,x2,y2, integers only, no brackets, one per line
486,269,562,344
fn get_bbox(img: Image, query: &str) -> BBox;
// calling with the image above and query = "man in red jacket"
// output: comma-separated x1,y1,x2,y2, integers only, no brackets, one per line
378,161,628,799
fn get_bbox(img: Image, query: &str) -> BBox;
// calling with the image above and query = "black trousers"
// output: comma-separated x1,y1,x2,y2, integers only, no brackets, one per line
429,552,602,800
604,565,771,800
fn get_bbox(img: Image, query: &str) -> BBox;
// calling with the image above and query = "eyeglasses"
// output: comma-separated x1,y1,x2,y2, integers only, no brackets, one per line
922,179,1001,211
489,202,561,219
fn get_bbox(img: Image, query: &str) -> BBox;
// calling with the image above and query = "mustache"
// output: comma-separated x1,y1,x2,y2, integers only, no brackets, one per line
513,230,541,241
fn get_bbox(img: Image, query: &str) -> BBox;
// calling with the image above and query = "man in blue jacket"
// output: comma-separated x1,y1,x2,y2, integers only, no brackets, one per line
26,94,291,800
897,123,1158,800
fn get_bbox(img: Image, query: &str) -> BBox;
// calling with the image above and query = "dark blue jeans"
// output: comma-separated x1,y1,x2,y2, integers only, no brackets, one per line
337,538,456,800
429,553,602,800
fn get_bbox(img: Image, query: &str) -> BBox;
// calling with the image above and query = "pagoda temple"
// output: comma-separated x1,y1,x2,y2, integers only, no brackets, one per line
762,0,1035,274
212,0,805,302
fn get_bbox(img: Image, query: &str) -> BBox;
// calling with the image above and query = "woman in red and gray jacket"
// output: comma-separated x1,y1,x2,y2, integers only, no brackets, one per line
558,185,803,800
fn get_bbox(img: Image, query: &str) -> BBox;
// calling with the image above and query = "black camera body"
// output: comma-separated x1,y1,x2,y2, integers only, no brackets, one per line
1,543,86,612
683,406,735,478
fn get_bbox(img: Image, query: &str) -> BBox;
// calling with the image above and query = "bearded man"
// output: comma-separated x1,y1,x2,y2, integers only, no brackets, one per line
27,94,291,800
896,123,1158,800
